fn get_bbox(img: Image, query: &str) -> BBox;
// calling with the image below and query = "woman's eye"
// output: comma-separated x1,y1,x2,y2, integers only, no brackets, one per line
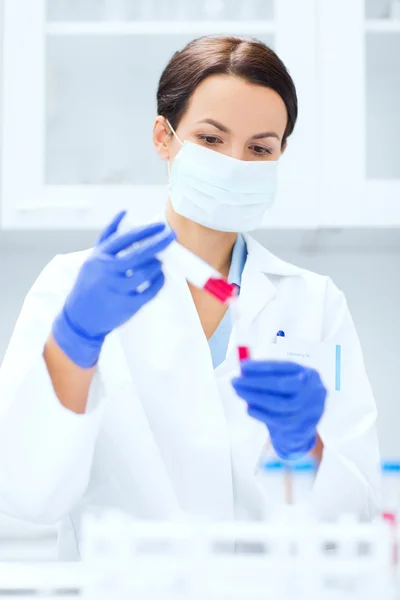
250,145,273,156
198,135,222,146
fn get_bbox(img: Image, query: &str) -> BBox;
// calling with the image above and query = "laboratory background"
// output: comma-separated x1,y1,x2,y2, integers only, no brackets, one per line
0,0,399,571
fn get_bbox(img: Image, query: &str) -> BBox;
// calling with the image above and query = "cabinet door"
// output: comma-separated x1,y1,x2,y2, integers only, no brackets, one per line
264,0,319,229
1,0,317,230
319,0,400,227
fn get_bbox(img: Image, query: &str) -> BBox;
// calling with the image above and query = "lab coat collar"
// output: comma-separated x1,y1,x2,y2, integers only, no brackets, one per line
228,234,247,288
151,209,304,323
152,209,303,278
237,234,305,329
243,234,306,277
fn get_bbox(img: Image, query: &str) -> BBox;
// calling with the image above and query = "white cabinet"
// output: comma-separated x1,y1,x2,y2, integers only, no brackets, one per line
319,0,400,227
6,1,399,230
0,0,318,230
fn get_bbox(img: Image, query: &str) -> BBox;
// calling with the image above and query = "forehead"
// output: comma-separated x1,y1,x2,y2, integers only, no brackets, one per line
182,74,288,135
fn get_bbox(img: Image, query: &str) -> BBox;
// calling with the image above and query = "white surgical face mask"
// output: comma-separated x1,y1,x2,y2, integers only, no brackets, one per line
166,120,278,232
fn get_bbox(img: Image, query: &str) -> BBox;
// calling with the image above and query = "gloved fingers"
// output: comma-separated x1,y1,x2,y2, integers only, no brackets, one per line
257,419,318,460
232,371,306,397
240,360,305,377
232,383,277,410
110,259,163,293
113,230,176,271
267,419,318,443
234,386,326,421
96,211,127,245
126,229,176,268
271,434,318,461
297,432,318,456
133,271,165,303
238,393,301,419
306,368,327,395
247,405,269,425
102,222,168,256
232,380,310,414
308,377,327,413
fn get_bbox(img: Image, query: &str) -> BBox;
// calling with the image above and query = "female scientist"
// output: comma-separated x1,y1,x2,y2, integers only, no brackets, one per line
0,36,380,560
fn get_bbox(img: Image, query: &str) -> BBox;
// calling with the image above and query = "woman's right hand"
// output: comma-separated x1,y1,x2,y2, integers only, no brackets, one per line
52,211,175,368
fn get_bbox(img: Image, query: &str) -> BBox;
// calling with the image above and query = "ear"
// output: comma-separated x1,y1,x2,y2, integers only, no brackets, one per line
153,116,172,160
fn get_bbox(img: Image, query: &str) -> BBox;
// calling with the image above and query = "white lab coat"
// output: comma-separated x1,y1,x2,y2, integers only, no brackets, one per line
0,234,381,560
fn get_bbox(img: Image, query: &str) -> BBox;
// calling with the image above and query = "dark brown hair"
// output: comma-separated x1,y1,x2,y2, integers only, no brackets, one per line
157,36,298,147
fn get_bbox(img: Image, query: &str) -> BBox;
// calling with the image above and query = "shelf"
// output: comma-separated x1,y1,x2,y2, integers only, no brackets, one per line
45,20,276,36
365,19,400,32
3,229,400,255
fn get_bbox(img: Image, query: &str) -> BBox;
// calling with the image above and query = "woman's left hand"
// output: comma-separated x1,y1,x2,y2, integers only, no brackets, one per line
232,360,327,460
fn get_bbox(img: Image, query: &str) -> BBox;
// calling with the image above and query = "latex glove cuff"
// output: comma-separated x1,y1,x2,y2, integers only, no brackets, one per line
52,308,105,369
272,432,318,462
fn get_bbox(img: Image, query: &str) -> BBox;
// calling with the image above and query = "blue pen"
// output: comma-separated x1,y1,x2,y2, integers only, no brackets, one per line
276,330,285,338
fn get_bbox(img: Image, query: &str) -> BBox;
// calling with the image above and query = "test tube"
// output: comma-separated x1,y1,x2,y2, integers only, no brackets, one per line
259,453,317,515
382,461,400,516
116,216,238,305
230,297,251,362
381,461,400,566
160,241,237,304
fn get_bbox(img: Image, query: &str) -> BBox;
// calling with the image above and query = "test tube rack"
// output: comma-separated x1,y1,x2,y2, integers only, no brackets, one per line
0,510,396,599
79,510,397,600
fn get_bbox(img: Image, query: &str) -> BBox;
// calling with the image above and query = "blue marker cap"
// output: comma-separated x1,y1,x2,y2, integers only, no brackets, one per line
276,330,285,337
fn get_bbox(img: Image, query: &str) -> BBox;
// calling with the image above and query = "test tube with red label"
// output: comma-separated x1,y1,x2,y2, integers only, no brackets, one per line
160,242,250,361
118,218,238,305
160,241,238,304
230,296,251,362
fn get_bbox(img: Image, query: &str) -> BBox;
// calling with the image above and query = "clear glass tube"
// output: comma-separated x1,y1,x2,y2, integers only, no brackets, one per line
382,461,400,516
258,449,317,518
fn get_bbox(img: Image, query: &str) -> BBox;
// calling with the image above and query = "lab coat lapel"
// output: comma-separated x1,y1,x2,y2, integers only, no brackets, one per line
216,237,281,486
155,268,235,519
154,233,282,518
114,262,235,521
227,236,308,476
233,234,304,351
237,236,277,329
221,234,280,367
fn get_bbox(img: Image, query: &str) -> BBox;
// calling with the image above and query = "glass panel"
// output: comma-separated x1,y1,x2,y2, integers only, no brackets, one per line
47,0,274,22
366,33,400,179
45,34,275,185
47,0,105,22
366,0,400,19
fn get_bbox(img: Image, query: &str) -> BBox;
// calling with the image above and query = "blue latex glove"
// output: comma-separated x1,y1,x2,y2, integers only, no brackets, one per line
232,361,327,460
52,211,175,368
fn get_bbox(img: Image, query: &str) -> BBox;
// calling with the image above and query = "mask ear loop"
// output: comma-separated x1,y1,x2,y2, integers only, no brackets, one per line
166,119,184,146
166,119,184,180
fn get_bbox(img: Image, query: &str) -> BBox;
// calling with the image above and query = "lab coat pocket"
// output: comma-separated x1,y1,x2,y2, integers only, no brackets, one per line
267,337,341,396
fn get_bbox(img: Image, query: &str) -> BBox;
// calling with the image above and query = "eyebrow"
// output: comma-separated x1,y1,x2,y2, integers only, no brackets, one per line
252,131,281,141
196,118,281,141
196,118,231,133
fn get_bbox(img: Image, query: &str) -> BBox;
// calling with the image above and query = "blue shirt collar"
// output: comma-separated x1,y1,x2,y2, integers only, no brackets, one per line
228,234,247,289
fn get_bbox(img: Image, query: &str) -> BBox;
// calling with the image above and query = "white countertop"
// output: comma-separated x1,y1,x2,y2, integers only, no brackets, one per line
0,562,84,594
